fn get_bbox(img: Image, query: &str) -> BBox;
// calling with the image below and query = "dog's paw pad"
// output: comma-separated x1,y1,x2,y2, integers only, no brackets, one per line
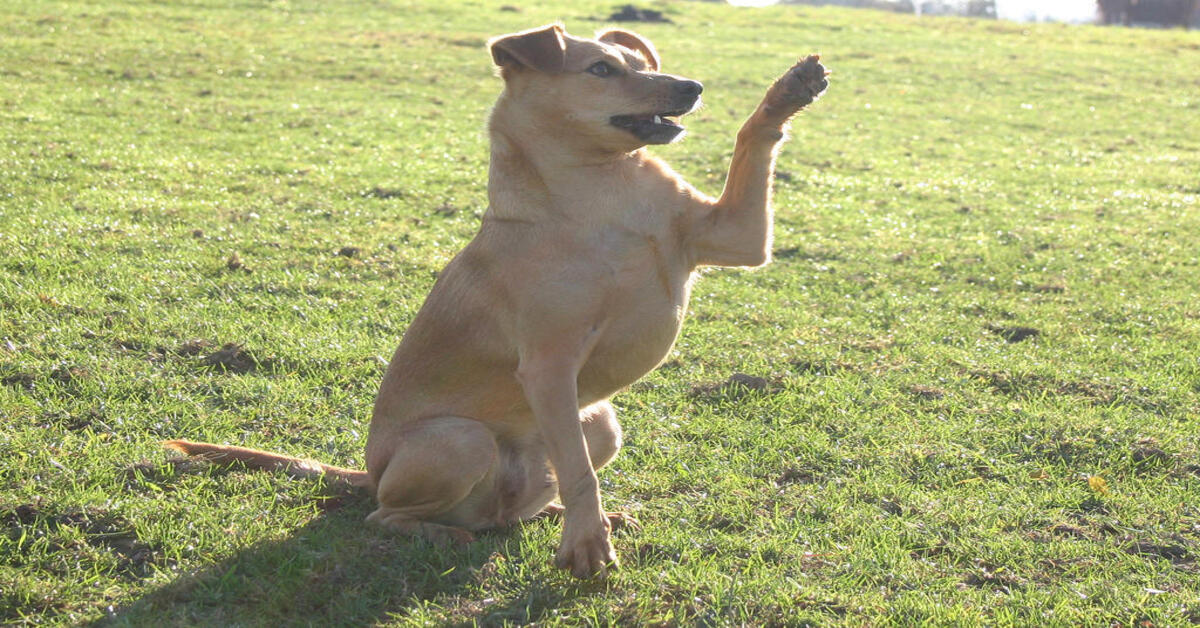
766,54,829,113
784,56,829,101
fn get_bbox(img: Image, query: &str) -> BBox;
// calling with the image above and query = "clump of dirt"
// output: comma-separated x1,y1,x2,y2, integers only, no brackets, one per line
49,365,87,383
692,372,772,400
1,503,41,529
1049,523,1094,540
608,4,672,22
313,490,360,513
702,515,747,533
1033,283,1066,294
985,323,1040,343
1,371,36,390
3,365,88,390
633,542,679,562
225,252,249,273
202,343,272,374
42,407,106,432
969,368,1169,413
363,186,405,199
908,384,946,400
120,459,209,488
1131,440,1172,466
774,467,818,487
790,359,853,376
336,246,360,258
113,338,145,352
725,372,768,391
962,560,1027,592
2,503,161,580
1124,539,1194,566
175,339,214,357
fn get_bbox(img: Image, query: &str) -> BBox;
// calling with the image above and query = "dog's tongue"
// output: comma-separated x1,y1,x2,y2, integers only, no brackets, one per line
643,114,680,127
629,114,663,124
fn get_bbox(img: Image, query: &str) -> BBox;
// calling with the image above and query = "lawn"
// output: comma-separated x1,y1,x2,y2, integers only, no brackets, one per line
2,0,1199,625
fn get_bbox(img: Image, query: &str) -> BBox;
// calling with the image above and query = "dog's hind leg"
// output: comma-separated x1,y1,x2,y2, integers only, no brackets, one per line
366,416,499,545
580,401,622,471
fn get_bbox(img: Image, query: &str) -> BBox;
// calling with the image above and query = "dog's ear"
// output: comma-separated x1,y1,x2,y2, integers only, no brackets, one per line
596,29,660,72
489,24,566,75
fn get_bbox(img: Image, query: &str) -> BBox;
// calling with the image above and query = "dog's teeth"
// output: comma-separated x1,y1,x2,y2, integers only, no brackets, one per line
653,115,662,124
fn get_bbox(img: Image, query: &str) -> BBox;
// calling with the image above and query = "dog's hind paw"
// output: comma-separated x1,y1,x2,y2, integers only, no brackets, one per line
605,511,640,532
367,509,477,546
540,504,639,533
540,504,639,532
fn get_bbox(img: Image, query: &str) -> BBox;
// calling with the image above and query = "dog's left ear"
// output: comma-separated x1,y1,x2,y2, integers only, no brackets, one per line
489,24,567,75
596,29,660,72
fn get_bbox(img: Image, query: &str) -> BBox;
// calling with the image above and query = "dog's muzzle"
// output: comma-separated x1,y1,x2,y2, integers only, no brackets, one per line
610,79,703,145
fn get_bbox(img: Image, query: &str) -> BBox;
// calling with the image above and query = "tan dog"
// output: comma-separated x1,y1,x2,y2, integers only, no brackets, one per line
166,24,829,578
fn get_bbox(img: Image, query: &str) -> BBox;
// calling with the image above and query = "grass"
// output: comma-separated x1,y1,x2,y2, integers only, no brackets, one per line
2,0,1199,624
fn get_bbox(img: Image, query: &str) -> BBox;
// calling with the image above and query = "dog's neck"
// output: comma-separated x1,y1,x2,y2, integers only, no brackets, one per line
485,99,647,223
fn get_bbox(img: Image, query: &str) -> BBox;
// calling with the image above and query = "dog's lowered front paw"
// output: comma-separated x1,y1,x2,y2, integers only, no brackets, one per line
762,54,829,120
555,523,618,578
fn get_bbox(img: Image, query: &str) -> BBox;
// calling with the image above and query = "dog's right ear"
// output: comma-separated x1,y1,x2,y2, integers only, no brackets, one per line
489,24,566,75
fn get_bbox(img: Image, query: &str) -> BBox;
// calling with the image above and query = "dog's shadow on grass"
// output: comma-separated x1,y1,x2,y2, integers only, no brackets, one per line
96,483,564,626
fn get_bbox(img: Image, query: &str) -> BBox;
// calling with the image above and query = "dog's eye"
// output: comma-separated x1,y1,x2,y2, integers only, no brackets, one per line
586,61,614,77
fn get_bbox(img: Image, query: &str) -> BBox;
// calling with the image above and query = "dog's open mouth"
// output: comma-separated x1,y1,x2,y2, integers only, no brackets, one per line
610,108,691,144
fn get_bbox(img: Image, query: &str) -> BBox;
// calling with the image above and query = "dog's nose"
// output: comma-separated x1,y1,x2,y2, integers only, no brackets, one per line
674,80,703,98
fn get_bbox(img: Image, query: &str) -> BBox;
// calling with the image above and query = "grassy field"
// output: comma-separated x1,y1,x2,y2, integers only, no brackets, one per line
2,0,1199,624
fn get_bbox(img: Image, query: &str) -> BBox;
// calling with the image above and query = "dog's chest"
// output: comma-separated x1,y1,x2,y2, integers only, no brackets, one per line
578,222,694,401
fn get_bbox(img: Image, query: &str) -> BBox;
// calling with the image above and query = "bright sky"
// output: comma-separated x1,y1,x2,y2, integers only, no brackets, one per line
727,1,1101,22
995,0,1098,22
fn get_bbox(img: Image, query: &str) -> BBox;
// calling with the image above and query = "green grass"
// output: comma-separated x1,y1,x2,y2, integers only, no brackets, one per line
2,0,1199,624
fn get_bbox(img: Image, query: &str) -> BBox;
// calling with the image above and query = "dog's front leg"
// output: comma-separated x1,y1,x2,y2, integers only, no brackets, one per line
688,55,829,268
517,355,616,578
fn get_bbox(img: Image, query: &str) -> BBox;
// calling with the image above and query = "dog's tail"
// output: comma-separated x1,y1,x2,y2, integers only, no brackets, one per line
163,439,371,488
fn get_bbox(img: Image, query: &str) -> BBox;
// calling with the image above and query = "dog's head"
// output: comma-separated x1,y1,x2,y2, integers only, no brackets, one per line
489,24,703,152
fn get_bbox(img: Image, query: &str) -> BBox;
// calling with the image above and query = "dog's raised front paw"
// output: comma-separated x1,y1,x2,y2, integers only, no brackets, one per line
763,54,830,118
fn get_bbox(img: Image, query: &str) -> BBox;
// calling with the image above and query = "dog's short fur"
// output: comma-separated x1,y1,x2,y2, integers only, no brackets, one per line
166,24,828,578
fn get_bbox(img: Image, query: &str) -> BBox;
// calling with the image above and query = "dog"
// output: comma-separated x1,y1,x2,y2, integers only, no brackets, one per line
166,23,829,578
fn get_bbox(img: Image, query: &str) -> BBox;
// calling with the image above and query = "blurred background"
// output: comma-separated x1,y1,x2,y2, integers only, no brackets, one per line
726,0,1200,26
